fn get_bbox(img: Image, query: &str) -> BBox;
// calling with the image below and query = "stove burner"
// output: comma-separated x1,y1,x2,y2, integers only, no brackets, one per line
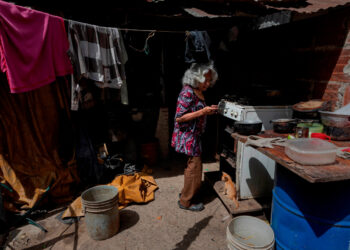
223,94,251,105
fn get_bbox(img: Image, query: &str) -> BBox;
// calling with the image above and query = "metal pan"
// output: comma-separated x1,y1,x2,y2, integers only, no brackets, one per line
234,120,262,135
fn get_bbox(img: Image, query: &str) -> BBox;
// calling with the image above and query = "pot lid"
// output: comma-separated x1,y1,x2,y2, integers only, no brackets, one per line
293,99,326,112
235,119,262,125
271,118,297,123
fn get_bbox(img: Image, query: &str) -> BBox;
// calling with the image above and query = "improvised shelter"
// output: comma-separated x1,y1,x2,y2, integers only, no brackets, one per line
1,0,350,214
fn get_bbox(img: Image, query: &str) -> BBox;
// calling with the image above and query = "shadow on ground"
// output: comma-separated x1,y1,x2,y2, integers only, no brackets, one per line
119,210,139,233
173,215,213,250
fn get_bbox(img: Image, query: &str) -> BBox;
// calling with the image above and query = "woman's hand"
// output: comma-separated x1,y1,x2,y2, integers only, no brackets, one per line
202,105,218,116
176,105,218,123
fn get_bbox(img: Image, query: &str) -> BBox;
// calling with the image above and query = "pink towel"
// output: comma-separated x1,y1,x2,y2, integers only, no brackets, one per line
0,1,72,93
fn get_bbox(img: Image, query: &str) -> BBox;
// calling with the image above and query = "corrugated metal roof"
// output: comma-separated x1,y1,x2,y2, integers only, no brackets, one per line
267,0,350,14
183,0,350,19
184,7,231,18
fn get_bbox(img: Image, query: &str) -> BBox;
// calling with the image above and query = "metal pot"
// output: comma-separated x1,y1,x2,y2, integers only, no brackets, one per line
270,118,298,133
324,126,350,141
234,120,262,135
319,111,350,127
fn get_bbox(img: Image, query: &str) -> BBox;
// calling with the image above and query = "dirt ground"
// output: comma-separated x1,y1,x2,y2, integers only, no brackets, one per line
3,157,233,250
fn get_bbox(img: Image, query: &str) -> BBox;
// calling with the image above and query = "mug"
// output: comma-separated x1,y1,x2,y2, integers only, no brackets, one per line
295,127,309,138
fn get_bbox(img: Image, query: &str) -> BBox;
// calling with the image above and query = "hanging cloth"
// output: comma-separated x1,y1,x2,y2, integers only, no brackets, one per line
184,31,212,64
67,20,129,109
0,1,73,93
0,74,78,211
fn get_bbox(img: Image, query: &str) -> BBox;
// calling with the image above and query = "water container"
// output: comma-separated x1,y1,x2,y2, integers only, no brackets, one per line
141,139,159,166
271,166,350,249
227,216,275,250
81,185,120,240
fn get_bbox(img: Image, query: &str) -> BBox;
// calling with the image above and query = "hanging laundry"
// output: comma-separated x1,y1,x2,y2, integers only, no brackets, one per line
185,31,212,64
67,20,129,109
0,1,73,93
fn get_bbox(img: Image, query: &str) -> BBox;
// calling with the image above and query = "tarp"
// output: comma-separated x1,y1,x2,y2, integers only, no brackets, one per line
0,74,79,211
62,172,158,218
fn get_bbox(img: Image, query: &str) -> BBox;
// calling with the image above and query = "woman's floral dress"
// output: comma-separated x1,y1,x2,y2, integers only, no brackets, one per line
171,85,206,156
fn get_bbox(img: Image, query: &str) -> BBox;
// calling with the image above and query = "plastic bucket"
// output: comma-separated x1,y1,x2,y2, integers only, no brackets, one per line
141,139,159,166
81,185,120,240
226,216,275,250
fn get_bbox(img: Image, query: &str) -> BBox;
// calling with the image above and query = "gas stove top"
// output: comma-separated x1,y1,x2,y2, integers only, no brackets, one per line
218,99,293,130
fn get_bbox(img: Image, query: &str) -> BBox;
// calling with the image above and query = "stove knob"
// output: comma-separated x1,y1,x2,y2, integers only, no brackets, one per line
233,112,238,118
224,108,228,114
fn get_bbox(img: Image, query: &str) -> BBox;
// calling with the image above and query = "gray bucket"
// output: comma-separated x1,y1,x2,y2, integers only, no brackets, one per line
226,216,275,250
81,185,120,240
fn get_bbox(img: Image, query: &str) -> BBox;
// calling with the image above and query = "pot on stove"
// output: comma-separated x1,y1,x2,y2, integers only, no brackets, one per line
234,120,262,135
270,118,298,133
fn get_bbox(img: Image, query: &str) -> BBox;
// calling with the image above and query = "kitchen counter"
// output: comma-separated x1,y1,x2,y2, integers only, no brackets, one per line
231,130,350,183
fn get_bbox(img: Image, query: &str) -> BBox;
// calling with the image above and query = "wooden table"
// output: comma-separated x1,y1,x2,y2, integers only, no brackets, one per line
231,130,350,183
230,131,350,249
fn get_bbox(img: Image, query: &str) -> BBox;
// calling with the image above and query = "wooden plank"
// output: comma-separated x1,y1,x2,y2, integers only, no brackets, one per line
205,172,264,215
257,146,350,183
213,181,263,215
203,161,220,172
231,131,350,183
220,153,236,168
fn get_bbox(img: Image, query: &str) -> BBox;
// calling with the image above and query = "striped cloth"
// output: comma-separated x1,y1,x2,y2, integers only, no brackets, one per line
67,20,128,109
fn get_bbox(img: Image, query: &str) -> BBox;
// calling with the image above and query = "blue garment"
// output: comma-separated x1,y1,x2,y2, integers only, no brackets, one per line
185,31,211,64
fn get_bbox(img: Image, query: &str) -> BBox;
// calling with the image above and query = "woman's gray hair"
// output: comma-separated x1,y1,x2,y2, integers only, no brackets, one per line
182,62,218,88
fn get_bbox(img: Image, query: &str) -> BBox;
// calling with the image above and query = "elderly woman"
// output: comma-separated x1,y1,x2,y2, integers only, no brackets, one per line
171,62,218,211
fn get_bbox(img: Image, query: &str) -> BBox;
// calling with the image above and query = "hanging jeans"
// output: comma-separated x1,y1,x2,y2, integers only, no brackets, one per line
180,156,203,207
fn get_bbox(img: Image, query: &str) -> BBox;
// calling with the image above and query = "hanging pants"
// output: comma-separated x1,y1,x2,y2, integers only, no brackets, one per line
180,156,202,207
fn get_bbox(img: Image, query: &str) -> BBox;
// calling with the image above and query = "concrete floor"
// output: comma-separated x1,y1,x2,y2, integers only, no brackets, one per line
4,157,232,250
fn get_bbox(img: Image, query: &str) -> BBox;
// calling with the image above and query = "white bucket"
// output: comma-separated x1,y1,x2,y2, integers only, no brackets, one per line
226,216,275,250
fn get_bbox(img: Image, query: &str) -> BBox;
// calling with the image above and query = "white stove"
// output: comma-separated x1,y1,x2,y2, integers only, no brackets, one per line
218,99,294,200
218,99,293,130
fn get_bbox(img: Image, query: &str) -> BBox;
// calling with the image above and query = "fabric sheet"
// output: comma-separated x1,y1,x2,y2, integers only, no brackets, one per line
245,135,287,148
0,1,72,93
62,171,158,218
0,74,78,211
67,20,129,109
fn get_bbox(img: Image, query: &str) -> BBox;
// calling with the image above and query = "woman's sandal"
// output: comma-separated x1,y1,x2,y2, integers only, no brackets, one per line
178,200,204,211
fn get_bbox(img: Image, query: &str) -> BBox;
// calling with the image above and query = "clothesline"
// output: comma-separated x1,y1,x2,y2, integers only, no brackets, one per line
64,18,221,34
65,18,205,34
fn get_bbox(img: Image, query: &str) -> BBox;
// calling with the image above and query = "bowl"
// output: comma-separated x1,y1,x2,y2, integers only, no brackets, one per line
319,111,350,128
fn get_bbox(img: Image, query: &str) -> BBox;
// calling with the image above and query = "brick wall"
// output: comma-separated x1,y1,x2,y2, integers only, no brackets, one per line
322,13,350,110
231,7,350,110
